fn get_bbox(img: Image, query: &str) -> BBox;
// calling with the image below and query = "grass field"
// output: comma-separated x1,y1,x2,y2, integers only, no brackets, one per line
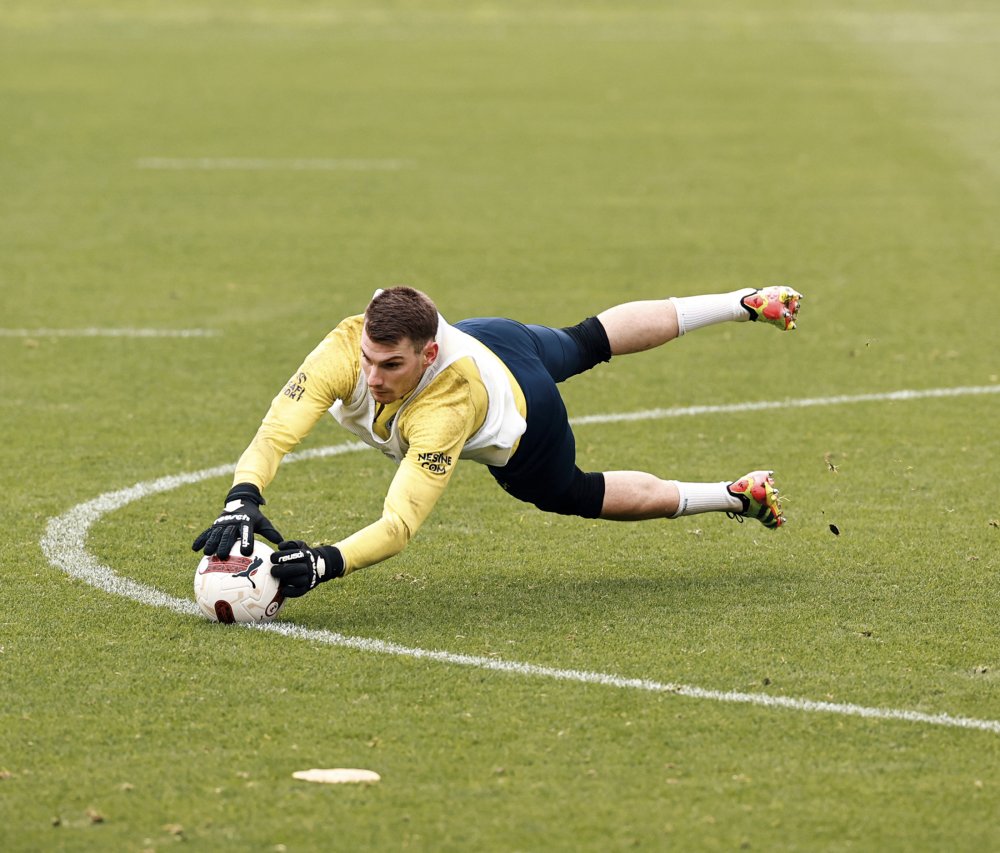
3,1,1000,849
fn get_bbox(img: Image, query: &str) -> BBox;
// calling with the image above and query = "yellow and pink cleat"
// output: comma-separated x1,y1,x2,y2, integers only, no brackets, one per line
727,470,785,528
741,286,803,331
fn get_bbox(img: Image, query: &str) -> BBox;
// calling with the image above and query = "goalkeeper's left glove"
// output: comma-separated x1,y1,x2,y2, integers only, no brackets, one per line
270,540,345,598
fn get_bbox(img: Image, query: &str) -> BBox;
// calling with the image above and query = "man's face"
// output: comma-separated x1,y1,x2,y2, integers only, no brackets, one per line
360,328,438,404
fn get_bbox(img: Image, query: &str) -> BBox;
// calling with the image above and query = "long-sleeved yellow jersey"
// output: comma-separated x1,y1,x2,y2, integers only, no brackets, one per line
233,314,526,573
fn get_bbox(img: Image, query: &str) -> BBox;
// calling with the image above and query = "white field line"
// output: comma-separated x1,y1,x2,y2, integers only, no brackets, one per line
251,622,1000,735
0,327,219,338
570,383,1000,425
14,10,1000,44
136,157,412,172
40,384,1000,735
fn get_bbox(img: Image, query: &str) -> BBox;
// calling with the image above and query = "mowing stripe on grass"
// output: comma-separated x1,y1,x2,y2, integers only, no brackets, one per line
41,383,1000,735
0,327,220,338
137,157,412,171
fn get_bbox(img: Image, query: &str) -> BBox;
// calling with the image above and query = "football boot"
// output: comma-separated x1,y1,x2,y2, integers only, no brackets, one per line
727,470,785,528
740,286,803,331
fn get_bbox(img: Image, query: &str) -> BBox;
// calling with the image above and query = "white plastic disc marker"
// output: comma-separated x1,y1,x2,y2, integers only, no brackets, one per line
292,768,381,785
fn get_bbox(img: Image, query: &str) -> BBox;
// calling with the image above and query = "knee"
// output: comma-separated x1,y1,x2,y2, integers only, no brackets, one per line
560,316,612,371
533,469,605,519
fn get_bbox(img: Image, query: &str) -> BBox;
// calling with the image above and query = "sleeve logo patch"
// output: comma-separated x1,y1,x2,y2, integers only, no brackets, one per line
283,372,308,402
417,451,453,474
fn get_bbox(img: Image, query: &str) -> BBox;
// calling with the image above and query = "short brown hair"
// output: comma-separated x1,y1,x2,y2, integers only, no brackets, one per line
364,286,439,349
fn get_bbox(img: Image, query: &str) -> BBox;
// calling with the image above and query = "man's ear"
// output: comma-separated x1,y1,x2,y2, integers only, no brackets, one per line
422,340,439,368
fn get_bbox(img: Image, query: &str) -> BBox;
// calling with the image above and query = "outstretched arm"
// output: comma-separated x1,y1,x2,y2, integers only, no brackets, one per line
234,320,363,491
193,317,362,559
334,384,473,573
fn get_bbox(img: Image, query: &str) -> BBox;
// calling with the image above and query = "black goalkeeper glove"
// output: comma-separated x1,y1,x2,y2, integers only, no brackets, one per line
191,483,284,559
270,540,345,598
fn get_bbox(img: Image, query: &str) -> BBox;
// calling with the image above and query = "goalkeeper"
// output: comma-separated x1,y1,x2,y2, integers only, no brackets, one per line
193,285,802,598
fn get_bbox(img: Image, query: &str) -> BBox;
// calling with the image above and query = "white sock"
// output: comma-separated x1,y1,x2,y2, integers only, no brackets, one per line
670,481,742,518
669,289,756,336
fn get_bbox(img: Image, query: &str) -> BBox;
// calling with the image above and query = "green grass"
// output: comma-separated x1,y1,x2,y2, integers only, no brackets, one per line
3,1,1000,849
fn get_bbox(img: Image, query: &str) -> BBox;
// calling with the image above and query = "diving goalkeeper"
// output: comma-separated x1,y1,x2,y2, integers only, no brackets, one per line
192,285,803,597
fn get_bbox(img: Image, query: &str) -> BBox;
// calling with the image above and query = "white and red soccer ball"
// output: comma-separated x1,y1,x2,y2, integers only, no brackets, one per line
194,538,285,624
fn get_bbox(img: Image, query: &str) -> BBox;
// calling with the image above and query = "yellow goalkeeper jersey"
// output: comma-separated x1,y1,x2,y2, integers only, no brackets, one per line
233,314,527,573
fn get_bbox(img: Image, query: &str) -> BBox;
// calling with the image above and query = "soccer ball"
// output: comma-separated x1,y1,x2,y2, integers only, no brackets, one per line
194,538,285,624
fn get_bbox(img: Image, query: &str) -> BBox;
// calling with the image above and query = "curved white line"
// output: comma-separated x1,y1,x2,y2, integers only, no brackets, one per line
40,385,1000,735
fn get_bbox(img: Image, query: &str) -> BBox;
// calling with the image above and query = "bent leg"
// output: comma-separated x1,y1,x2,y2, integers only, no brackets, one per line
600,470,785,528
498,466,782,528
600,471,742,520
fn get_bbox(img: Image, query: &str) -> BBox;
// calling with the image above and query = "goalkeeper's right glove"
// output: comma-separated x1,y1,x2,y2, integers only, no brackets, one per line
191,483,283,559
270,540,345,598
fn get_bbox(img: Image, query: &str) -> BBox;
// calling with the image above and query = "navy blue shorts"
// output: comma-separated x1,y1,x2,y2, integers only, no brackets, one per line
456,317,610,515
